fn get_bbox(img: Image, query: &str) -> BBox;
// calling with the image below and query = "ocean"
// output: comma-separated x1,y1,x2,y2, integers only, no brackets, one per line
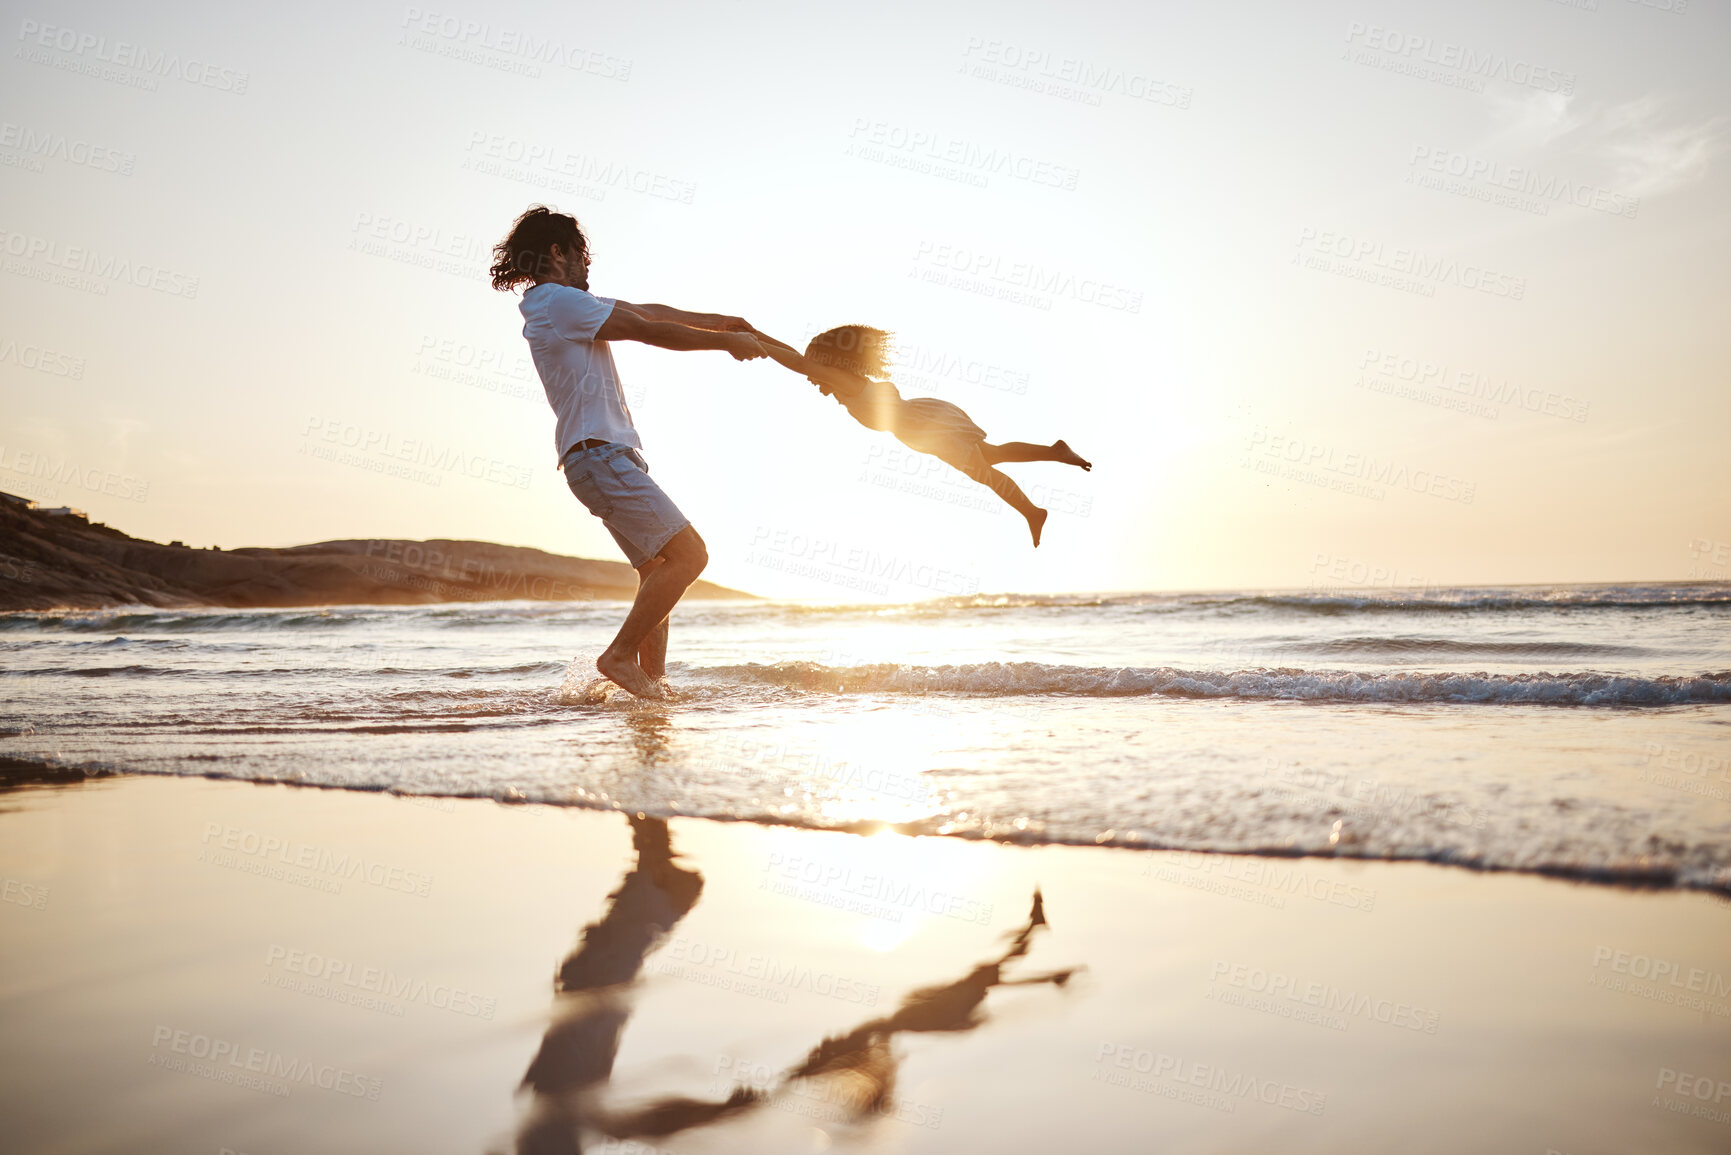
3,584,1728,891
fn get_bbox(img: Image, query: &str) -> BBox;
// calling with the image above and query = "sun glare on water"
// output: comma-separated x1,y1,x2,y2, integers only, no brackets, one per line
807,705,949,829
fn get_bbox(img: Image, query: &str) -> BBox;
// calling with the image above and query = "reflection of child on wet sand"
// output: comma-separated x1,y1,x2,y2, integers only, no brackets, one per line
589,888,1074,1144
756,326,1091,547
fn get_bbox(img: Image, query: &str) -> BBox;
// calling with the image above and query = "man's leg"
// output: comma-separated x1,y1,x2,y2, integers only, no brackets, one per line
635,558,670,680
596,527,707,698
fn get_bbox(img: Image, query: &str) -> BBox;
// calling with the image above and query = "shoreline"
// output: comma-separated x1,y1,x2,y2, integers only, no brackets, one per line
6,755,1729,899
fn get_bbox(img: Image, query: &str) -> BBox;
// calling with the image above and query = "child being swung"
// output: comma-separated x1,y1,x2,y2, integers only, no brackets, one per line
757,326,1090,546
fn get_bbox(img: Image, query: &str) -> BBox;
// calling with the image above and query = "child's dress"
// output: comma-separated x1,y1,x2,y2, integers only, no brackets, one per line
835,379,989,473
896,397,989,473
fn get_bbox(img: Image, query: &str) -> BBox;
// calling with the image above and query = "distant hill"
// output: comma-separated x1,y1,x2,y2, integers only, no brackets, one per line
0,501,754,610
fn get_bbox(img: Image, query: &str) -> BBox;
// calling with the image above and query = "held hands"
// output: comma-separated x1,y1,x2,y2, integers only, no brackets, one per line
718,315,799,354
714,316,771,361
723,331,768,361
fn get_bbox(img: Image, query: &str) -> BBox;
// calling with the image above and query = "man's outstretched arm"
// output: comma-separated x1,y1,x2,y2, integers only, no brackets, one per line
595,307,766,360
614,301,748,331
614,302,799,352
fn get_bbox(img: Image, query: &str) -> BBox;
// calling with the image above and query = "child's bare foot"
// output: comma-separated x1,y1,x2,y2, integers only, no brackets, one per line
1027,507,1049,548
596,649,666,699
1053,440,1091,471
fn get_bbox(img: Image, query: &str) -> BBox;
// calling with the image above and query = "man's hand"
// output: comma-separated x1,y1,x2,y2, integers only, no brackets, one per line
718,316,798,352
723,332,767,361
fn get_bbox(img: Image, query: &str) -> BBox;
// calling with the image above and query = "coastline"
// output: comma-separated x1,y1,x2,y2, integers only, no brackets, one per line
0,501,754,610
3,772,1728,1153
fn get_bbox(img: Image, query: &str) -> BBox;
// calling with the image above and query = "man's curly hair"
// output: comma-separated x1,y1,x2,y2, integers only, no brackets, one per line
489,205,589,292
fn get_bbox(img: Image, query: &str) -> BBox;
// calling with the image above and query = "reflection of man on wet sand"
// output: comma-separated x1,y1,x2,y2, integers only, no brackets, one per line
511,811,1078,1151
514,815,705,1153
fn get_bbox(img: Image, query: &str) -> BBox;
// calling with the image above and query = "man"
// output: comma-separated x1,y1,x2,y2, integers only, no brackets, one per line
490,205,766,699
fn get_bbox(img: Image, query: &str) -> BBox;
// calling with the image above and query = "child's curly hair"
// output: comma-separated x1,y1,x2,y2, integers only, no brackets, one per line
805,325,894,381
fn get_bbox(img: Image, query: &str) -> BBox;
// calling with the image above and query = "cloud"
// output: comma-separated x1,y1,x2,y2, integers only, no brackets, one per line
1483,88,1583,151
1479,90,1716,198
1598,97,1715,197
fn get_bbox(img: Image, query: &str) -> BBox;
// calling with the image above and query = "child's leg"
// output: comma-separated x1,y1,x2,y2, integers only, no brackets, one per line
965,462,1049,547
981,441,1091,470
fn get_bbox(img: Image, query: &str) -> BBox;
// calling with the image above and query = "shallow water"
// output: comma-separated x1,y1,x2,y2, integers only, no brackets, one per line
2,584,1728,889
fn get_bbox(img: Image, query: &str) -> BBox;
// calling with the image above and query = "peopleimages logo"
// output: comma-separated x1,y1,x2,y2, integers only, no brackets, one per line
0,336,86,378
762,852,994,925
399,8,631,80
893,340,1029,395
0,228,200,298
1207,961,1441,1034
1343,22,1576,95
149,1026,382,1100
264,945,497,1019
746,525,980,597
1652,1067,1731,1125
1146,846,1382,911
2,876,49,910
1294,228,1525,300
300,415,534,491
1092,1043,1327,1116
16,19,250,93
1357,347,1589,423
198,821,434,897
846,118,1081,191
1407,146,1639,219
0,445,148,502
912,240,1143,313
1592,946,1731,997
657,936,881,1007
958,38,1193,109
0,121,135,174
463,132,696,203
350,212,490,263
1243,425,1476,505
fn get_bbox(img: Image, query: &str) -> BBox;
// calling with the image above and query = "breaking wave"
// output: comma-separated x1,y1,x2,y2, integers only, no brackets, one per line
693,661,1731,707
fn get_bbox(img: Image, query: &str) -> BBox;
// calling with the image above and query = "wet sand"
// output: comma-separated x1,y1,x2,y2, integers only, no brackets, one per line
2,771,1729,1154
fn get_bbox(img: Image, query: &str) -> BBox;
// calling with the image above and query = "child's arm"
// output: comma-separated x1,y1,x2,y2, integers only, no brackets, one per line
753,336,869,402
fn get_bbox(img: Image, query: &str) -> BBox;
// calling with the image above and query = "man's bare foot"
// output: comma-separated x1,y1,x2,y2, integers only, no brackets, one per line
1027,507,1049,548
1053,440,1092,471
596,649,666,699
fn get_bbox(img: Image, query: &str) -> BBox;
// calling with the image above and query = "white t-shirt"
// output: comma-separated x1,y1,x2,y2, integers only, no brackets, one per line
518,282,641,460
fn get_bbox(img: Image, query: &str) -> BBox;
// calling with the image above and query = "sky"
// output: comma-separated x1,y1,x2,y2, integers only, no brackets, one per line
2,0,1727,599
